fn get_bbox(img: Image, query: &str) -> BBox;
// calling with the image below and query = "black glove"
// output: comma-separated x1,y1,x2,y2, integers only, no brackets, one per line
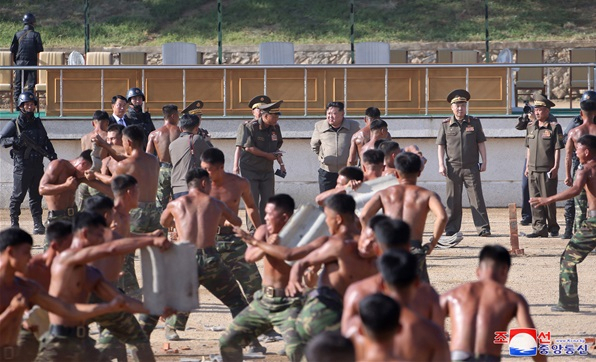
49,153,58,161
515,115,529,131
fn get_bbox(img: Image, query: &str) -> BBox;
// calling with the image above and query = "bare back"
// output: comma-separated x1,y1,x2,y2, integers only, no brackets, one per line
167,192,227,248
441,280,525,356
319,238,378,296
379,185,434,240
147,124,180,163
392,306,450,361
115,150,159,203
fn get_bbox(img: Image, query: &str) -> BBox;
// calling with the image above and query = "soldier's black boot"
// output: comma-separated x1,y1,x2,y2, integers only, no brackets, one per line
10,216,19,228
33,216,45,235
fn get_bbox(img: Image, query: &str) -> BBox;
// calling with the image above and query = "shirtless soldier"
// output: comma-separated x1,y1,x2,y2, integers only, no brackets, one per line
531,134,596,312
361,119,390,155
441,245,543,361
219,194,304,362
347,107,381,166
0,227,129,361
378,141,401,177
165,148,264,340
146,104,181,210
352,293,403,362
78,111,111,209
360,151,448,283
82,196,157,362
342,218,443,336
88,125,161,298
39,150,111,250
369,250,450,361
141,168,251,341
564,91,596,233
287,194,378,349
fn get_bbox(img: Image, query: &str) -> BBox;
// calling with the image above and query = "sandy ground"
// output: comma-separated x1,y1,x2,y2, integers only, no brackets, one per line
3,207,596,361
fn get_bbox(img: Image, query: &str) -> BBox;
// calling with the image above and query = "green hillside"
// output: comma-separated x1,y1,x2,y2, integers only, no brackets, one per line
1,0,595,48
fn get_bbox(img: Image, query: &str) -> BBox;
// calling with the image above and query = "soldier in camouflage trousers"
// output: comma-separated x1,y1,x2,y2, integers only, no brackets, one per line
216,231,262,301
89,292,155,362
156,162,172,210
557,215,596,312
118,202,163,299
42,208,77,251
220,289,303,361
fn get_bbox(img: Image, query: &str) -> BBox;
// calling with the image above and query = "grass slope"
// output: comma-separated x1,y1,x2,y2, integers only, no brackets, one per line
0,0,594,48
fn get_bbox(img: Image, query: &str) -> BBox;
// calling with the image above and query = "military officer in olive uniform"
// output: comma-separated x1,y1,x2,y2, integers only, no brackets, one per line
525,93,564,238
236,100,285,225
436,89,491,237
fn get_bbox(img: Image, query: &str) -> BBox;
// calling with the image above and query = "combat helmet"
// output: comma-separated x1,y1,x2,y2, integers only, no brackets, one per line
17,91,38,108
126,87,145,102
22,13,36,25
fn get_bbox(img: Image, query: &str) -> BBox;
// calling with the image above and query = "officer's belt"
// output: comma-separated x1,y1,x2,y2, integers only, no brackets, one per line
49,324,88,339
217,226,235,235
262,286,286,298
589,210,596,218
48,207,77,218
160,162,172,168
0,345,18,361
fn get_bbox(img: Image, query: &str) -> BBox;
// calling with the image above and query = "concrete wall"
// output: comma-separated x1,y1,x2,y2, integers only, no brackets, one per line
0,115,575,210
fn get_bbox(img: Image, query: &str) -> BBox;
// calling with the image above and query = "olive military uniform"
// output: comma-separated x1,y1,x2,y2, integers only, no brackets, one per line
526,119,564,236
436,115,490,235
236,118,283,224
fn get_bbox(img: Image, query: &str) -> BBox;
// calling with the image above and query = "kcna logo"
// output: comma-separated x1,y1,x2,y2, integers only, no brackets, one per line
494,328,546,357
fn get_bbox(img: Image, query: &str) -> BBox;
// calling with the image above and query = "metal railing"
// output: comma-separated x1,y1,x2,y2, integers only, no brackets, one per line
3,63,596,117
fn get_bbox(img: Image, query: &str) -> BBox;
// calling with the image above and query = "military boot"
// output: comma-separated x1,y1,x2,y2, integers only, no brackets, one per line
10,216,19,228
33,216,46,235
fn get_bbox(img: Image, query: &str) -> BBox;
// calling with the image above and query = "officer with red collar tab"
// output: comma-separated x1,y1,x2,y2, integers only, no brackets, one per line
436,89,491,237
525,93,564,238
236,100,285,226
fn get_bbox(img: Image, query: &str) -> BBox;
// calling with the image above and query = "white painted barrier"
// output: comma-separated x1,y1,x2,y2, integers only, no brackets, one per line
140,242,199,315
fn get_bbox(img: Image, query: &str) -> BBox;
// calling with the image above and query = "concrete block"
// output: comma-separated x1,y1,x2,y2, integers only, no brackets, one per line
140,242,198,315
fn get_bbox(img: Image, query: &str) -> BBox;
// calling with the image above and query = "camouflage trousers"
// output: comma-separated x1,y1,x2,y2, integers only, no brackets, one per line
558,216,596,310
156,163,172,211
295,286,343,346
118,202,164,299
76,183,104,211
16,327,38,362
166,234,263,332
34,327,106,362
574,190,588,233
89,292,154,362
138,247,248,335
216,234,262,302
43,209,77,251
219,290,303,362
411,240,430,284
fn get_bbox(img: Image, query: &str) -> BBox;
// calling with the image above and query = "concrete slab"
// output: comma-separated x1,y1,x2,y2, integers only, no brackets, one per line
140,242,199,315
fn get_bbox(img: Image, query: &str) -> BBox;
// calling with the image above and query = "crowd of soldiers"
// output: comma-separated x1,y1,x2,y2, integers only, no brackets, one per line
1,85,596,362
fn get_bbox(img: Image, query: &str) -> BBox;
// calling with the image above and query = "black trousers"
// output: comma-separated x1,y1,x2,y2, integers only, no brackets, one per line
318,168,338,193
10,160,44,219
13,68,37,102
521,159,532,221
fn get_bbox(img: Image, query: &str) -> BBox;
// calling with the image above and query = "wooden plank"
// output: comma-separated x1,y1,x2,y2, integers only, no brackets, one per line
508,203,524,255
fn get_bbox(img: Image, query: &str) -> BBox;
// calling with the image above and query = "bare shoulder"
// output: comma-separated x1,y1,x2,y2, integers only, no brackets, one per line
419,282,440,300
225,172,248,186
254,225,268,242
